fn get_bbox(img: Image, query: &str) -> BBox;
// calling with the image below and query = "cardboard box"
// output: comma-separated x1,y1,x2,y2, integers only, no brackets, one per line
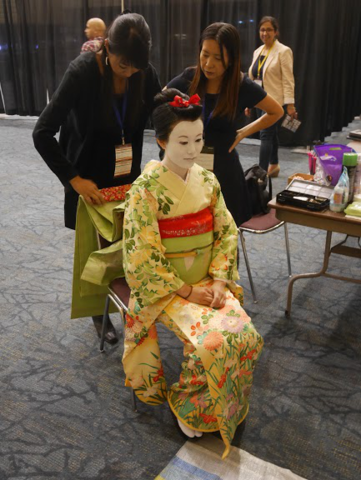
287,173,314,184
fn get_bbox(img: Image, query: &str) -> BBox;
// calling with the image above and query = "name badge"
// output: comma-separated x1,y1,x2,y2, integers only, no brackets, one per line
197,146,214,171
254,79,263,87
114,144,133,177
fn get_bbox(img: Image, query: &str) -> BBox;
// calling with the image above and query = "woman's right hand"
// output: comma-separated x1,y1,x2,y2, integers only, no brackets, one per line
187,287,214,306
286,104,298,120
69,176,105,206
245,107,251,118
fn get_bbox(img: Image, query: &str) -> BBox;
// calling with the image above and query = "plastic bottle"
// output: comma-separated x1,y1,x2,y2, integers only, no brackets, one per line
330,185,345,212
353,153,361,198
342,152,358,202
329,167,349,212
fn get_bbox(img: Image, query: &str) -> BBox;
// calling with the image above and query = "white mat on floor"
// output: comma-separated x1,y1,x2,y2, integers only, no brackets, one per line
155,436,307,480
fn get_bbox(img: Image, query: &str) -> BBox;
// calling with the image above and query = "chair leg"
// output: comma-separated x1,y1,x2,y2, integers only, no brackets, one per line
131,389,137,412
239,231,258,303
99,293,138,411
118,307,126,335
284,223,292,276
100,295,110,352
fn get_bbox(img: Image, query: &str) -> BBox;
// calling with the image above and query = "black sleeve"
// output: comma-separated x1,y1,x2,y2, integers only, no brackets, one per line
32,57,90,185
146,63,162,112
166,68,194,94
239,76,267,110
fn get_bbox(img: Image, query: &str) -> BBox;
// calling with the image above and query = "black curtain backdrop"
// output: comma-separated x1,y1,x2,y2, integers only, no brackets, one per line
0,0,361,145
259,0,361,145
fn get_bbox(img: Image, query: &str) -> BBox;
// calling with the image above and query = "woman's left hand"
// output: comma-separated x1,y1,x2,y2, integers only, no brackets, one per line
209,280,227,309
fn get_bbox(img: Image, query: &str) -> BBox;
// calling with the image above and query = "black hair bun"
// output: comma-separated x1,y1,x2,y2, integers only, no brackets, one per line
153,89,189,109
152,88,203,141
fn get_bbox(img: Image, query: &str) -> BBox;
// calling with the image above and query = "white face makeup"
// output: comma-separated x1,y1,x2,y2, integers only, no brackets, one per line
162,119,204,175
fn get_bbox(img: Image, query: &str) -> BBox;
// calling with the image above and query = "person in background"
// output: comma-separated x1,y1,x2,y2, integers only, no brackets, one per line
81,17,106,53
33,12,161,344
248,16,297,177
167,22,283,226
122,88,263,459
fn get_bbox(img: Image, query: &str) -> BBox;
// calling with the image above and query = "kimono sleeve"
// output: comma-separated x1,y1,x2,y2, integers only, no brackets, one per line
123,185,184,308
208,177,240,282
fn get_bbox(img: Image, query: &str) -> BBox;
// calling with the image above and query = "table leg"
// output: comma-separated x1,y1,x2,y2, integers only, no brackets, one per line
285,231,333,317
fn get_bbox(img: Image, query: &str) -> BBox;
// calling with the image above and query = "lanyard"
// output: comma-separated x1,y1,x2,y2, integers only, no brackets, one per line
112,91,128,145
257,42,275,79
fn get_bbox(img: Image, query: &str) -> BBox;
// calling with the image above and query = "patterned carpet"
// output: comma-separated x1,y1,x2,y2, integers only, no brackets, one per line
0,117,360,479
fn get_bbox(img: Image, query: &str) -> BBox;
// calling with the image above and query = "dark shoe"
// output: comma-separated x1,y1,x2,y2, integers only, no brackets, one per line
92,315,119,345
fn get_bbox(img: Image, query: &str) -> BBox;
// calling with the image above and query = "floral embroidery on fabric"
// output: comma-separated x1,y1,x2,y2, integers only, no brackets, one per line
100,184,131,202
122,161,264,458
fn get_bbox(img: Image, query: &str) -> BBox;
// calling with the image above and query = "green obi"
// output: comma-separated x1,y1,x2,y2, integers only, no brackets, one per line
162,231,214,284
71,197,125,319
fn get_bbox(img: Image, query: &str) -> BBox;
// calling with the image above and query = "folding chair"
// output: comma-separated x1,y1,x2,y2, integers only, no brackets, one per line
238,209,292,303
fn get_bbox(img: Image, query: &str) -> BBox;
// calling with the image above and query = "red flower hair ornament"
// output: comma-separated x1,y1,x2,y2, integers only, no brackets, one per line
169,94,201,108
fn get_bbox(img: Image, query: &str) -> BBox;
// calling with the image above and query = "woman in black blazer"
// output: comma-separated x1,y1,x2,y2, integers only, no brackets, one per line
33,12,161,343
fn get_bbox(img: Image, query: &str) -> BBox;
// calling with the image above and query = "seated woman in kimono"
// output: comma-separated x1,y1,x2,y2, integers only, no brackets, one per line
122,89,263,459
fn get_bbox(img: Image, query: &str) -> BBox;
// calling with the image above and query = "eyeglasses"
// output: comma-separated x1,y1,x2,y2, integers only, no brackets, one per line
260,28,274,33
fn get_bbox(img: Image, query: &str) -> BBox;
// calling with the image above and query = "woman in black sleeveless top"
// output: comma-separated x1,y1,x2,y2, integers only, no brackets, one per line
167,23,283,226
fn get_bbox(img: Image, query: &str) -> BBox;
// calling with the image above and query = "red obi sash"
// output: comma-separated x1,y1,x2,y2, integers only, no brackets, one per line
158,207,213,239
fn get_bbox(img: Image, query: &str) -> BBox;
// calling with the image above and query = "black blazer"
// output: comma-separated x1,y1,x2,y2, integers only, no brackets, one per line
33,53,161,228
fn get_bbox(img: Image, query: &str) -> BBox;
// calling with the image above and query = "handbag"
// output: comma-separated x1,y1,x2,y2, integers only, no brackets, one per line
244,164,272,215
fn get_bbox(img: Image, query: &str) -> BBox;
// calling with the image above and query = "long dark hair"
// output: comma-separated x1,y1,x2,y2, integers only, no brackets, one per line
152,89,202,142
103,12,151,69
100,12,152,127
189,23,242,120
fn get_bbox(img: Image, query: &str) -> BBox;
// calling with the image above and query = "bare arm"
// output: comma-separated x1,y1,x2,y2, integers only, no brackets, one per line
229,94,284,152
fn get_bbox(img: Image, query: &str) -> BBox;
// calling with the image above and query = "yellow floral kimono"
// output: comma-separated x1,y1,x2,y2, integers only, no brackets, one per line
122,160,263,458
